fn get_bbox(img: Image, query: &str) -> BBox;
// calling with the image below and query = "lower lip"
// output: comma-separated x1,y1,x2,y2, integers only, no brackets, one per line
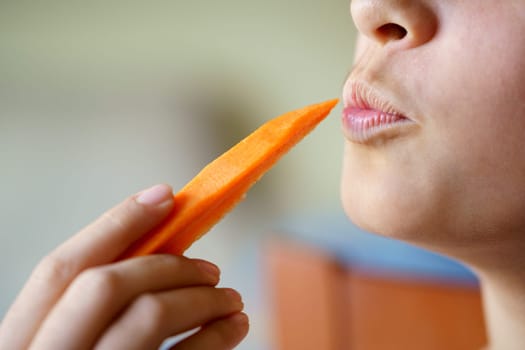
342,106,412,143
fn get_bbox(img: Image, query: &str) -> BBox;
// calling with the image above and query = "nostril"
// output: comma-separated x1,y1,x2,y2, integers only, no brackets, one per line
376,23,408,42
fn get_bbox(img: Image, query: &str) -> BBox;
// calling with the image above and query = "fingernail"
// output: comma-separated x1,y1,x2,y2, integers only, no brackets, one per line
194,259,221,279
230,312,249,326
136,184,173,206
224,288,243,303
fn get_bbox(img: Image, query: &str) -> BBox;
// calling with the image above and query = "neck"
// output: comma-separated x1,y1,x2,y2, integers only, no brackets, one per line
470,243,525,350
419,234,525,350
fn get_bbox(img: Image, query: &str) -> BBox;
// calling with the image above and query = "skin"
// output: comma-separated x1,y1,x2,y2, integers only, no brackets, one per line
0,184,248,350
342,1,525,349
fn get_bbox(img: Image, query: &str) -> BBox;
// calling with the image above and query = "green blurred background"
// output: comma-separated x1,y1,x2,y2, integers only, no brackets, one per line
0,1,356,348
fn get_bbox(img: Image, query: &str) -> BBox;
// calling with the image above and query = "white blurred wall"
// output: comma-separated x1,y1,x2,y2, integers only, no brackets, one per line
0,1,356,349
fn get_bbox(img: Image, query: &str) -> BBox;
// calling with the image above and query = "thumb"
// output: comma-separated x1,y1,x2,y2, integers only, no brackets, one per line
59,183,175,266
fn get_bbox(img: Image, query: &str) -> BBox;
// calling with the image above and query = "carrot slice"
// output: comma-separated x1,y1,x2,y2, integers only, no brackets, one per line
118,98,339,259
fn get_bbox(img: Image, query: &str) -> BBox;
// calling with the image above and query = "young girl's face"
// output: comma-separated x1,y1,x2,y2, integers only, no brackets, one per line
341,1,525,254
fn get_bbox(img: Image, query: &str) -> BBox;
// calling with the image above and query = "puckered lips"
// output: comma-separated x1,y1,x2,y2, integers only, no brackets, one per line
342,81,415,144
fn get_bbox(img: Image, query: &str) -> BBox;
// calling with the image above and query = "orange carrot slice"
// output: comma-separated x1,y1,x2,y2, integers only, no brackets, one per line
118,98,339,259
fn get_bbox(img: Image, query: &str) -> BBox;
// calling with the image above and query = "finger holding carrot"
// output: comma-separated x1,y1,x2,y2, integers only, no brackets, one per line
0,184,248,350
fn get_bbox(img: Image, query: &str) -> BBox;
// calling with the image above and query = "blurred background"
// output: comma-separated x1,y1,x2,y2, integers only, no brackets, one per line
0,1,356,349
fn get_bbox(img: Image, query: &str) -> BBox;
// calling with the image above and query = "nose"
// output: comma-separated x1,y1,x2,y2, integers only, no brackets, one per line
350,0,438,49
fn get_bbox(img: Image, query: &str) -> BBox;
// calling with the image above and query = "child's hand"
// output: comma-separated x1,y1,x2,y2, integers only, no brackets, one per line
0,184,248,350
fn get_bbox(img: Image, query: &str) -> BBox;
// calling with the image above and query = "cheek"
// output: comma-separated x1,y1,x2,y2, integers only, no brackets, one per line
429,2,525,133
394,26,525,247
421,7,525,231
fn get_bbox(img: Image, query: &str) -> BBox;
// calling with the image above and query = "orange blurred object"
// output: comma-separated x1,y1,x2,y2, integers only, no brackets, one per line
264,239,487,350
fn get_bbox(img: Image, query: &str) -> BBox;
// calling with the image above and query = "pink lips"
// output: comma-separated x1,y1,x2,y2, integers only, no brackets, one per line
342,83,413,143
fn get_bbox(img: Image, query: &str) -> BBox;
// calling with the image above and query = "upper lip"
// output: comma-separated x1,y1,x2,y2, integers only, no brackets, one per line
343,81,410,119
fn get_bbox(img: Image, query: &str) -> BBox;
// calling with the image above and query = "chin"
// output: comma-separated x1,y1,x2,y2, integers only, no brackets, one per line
342,193,414,240
340,176,444,245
